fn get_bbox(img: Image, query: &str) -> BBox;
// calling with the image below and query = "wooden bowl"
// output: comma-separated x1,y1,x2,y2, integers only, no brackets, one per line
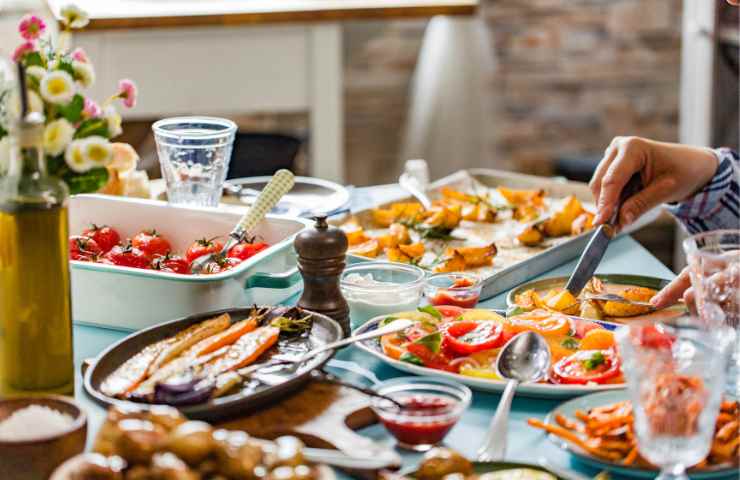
0,396,88,480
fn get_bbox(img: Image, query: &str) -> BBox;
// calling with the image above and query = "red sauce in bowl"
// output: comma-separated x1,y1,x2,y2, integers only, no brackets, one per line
376,394,461,447
430,292,480,308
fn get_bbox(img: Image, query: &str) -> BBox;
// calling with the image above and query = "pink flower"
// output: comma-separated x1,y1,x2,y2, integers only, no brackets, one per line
18,14,46,41
12,41,36,62
82,97,102,118
71,47,89,63
117,79,137,108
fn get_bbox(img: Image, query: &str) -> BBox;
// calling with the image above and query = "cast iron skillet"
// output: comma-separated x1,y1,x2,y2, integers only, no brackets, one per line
84,306,343,421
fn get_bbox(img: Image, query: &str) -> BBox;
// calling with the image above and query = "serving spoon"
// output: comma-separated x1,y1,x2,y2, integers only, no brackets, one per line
585,292,655,309
476,331,551,462
191,169,295,273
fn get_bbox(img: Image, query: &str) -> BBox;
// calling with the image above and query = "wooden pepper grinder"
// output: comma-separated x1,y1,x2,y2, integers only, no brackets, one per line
295,216,350,337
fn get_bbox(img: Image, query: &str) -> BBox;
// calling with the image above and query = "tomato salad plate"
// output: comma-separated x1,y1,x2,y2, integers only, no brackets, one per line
354,305,625,398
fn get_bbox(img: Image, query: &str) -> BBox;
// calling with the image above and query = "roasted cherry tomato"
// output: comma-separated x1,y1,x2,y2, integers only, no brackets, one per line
102,243,150,269
132,229,172,259
201,255,241,274
81,224,120,253
551,349,621,385
443,320,505,356
228,241,269,261
151,254,191,274
507,310,571,337
186,237,224,264
69,235,102,261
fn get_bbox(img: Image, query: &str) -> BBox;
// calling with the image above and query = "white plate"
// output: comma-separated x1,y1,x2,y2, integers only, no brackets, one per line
353,314,625,399
543,390,739,479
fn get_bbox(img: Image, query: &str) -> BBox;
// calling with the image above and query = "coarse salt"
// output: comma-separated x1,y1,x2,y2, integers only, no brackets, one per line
0,404,75,441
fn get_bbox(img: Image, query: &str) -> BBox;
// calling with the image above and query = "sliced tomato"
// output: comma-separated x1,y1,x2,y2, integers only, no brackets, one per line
507,310,571,337
574,319,604,339
443,320,505,356
434,305,466,319
551,349,621,385
406,343,456,372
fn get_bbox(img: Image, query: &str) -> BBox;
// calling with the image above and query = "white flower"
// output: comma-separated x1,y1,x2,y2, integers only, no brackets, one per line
0,136,12,176
43,118,75,156
40,70,76,105
72,60,94,88
104,105,122,138
59,5,89,29
26,65,46,83
81,135,113,167
65,139,92,173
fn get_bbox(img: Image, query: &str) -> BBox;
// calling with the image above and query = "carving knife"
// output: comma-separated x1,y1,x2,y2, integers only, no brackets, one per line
564,174,642,296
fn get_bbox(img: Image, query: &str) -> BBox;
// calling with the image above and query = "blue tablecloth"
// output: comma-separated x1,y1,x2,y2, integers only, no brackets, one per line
72,185,677,479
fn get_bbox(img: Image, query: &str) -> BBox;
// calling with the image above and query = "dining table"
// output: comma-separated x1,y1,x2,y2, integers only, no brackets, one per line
71,183,676,480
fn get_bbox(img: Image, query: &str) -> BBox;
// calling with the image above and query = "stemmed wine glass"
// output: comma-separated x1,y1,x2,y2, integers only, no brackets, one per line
683,229,740,398
616,320,735,480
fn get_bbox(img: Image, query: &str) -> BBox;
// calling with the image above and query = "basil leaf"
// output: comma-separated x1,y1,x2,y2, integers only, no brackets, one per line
380,316,399,327
56,59,75,78
399,352,424,366
418,305,442,320
63,167,109,195
24,51,44,68
413,332,442,354
561,337,580,350
58,94,84,123
74,118,109,139
583,351,606,371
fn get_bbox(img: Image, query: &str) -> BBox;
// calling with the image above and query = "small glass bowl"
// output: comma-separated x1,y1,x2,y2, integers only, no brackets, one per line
424,272,482,309
370,376,471,451
341,262,426,331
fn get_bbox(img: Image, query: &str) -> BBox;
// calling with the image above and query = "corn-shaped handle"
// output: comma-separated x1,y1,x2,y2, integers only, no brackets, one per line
234,169,295,236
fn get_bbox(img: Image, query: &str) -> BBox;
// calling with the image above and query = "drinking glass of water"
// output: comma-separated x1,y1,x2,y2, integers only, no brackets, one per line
683,229,740,398
152,116,237,207
616,320,734,480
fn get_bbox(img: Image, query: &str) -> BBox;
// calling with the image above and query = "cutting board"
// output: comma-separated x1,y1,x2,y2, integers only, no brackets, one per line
217,380,383,456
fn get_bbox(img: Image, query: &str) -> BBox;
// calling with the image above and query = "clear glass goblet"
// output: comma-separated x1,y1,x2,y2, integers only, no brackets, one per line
616,320,735,480
683,229,740,398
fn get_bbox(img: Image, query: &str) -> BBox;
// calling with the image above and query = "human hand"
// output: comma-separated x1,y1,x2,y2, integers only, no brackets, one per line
650,267,691,309
589,137,719,229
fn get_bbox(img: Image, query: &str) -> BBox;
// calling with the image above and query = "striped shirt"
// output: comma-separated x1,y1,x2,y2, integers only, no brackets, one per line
665,148,740,233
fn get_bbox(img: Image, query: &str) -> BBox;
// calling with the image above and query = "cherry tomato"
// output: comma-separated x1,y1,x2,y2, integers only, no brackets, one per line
201,256,241,274
507,310,571,337
228,241,269,261
102,243,150,269
551,349,621,385
69,235,102,261
443,320,505,356
81,224,120,253
132,230,172,259
633,324,675,349
186,238,224,264
152,254,191,275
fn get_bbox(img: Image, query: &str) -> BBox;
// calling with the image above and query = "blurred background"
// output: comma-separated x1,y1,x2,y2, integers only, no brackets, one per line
1,0,738,271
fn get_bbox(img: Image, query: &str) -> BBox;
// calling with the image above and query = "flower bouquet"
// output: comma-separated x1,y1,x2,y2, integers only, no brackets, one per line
0,6,147,196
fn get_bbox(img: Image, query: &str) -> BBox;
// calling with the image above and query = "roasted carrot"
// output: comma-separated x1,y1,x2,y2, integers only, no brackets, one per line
527,418,619,460
188,317,257,357
716,420,738,442
148,314,231,373
623,447,639,465
100,340,175,397
555,413,584,432
205,326,280,376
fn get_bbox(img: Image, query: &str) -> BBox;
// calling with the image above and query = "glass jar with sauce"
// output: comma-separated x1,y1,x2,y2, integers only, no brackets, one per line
425,273,482,309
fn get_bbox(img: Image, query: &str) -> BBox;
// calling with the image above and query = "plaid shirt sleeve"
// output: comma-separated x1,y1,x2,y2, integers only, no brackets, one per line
665,148,740,234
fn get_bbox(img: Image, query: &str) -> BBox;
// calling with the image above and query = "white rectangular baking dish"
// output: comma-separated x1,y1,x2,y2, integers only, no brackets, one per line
68,195,309,331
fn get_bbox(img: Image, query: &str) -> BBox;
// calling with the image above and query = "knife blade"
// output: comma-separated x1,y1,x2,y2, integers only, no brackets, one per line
565,174,642,296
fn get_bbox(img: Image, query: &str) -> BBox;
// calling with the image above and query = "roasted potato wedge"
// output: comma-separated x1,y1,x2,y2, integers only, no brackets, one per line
571,211,595,235
371,208,396,228
398,242,425,259
514,289,539,310
544,290,580,315
440,186,478,204
434,251,467,273
423,205,462,229
389,223,411,245
462,204,497,223
517,224,545,246
348,239,381,258
498,187,545,207
445,243,497,268
543,195,585,237
513,204,540,222
597,286,657,317
343,226,370,246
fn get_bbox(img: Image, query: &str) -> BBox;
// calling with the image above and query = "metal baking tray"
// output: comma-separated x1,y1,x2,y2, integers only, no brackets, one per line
336,168,657,301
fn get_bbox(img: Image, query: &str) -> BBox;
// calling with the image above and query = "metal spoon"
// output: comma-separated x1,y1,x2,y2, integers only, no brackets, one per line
585,293,655,309
477,331,551,462
191,169,295,273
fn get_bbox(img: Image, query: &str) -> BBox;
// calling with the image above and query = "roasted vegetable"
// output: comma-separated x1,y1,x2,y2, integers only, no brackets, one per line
343,225,370,246
517,224,545,246
348,239,381,258
543,195,585,237
498,187,545,207
597,287,656,317
571,211,595,235
415,448,473,480
434,251,467,273
166,421,215,465
445,244,497,268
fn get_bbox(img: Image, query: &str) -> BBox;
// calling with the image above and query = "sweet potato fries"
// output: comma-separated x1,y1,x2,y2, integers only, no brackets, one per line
528,399,739,470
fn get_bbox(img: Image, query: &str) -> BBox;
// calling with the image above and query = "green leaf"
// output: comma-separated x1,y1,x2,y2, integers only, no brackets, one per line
583,351,606,371
413,332,442,354
46,154,67,176
24,52,44,68
399,352,424,366
380,316,399,327
63,167,109,195
417,305,442,320
0,124,7,139
57,94,84,123
74,118,109,139
56,59,75,78
561,337,580,350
